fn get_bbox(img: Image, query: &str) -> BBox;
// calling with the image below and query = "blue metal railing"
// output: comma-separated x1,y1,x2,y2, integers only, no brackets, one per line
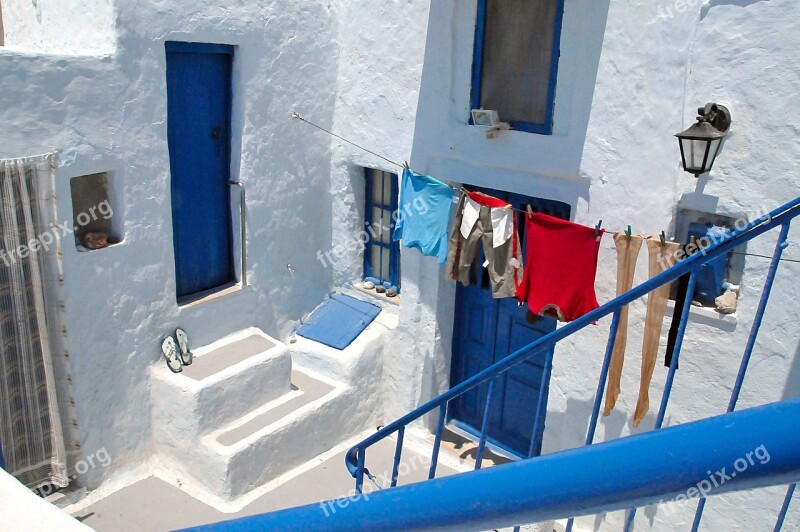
340,195,799,529
184,398,800,531
188,196,800,531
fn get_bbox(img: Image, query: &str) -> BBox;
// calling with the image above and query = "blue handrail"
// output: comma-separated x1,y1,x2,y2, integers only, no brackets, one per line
183,398,800,531
345,196,800,492
685,221,794,531
185,197,800,531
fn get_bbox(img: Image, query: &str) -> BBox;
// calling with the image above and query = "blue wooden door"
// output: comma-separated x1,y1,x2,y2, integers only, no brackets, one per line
166,42,234,299
450,189,570,457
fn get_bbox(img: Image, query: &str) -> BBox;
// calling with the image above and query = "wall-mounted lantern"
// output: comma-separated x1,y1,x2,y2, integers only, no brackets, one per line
675,102,732,177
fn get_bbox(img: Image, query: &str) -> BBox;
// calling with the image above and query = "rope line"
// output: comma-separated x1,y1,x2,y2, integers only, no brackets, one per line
291,111,797,262
291,112,403,169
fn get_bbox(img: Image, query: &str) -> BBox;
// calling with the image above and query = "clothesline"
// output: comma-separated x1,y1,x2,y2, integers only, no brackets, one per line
291,111,800,262
290,111,609,218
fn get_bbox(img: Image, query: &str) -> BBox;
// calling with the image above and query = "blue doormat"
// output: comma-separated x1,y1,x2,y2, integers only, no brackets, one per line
296,293,381,350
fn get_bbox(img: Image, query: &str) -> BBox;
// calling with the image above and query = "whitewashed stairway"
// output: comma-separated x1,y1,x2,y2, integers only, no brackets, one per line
149,325,384,501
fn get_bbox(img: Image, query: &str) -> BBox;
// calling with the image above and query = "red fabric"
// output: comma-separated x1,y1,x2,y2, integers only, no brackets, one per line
516,213,604,322
468,190,509,209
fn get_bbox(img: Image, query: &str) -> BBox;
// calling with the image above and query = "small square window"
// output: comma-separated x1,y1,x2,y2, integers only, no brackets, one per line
363,168,400,290
69,172,122,251
673,209,746,306
471,0,565,134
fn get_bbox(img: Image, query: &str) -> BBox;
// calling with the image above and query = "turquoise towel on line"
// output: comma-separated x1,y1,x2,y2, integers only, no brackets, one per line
392,168,455,265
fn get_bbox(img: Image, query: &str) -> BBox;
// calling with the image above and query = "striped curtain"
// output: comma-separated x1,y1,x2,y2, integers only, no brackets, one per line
0,154,69,490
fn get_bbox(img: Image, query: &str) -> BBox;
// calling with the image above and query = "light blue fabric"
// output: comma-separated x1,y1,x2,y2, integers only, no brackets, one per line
393,168,455,264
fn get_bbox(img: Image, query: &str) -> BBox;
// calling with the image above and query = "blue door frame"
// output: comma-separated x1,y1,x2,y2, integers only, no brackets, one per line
450,187,571,457
469,0,566,135
166,41,235,300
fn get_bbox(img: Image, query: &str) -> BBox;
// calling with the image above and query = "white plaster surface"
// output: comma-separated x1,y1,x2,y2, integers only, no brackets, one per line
150,327,292,436
149,323,384,501
0,0,340,494
405,1,800,531
1,0,116,55
0,0,798,530
0,468,91,530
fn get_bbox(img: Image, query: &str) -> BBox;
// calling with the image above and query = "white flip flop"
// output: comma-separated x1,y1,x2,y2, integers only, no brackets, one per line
175,328,193,366
161,336,183,373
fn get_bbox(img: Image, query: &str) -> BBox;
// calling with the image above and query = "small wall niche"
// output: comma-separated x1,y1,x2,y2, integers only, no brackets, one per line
69,172,123,251
673,208,747,310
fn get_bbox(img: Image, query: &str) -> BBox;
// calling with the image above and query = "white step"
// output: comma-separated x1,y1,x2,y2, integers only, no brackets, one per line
157,367,376,500
150,327,292,437
149,305,394,502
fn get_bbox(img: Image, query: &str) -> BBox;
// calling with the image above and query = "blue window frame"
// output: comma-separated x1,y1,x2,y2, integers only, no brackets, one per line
364,168,401,290
470,0,565,135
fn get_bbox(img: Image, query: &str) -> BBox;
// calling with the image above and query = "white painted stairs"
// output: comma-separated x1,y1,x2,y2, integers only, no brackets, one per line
150,325,384,501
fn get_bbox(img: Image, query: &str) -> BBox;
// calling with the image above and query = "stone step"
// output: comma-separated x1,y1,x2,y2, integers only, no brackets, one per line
156,367,372,500
217,370,335,446
151,327,291,436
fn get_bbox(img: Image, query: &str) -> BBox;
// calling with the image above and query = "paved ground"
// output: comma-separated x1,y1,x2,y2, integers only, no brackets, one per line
71,436,459,531
67,428,564,531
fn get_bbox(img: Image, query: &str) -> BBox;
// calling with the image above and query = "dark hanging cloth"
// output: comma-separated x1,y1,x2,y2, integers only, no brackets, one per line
665,244,694,368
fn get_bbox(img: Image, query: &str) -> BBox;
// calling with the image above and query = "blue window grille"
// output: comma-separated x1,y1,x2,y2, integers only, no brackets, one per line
687,222,732,303
363,168,401,290
470,0,565,135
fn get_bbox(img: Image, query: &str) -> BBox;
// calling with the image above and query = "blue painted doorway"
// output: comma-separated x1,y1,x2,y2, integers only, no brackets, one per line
450,189,571,458
166,42,235,300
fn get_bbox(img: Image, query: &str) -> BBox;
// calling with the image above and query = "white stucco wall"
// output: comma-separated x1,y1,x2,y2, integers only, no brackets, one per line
403,0,800,530
0,0,798,530
1,0,116,55
325,0,445,424
0,0,339,489
0,469,91,530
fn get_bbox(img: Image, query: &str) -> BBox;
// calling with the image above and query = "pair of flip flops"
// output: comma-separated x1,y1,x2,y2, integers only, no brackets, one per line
161,328,193,373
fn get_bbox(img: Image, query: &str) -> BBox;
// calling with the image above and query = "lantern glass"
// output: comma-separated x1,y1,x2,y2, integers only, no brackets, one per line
706,138,722,168
680,137,710,173
676,118,727,175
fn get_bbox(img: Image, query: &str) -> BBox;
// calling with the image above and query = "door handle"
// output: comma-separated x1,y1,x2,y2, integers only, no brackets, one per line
212,126,221,140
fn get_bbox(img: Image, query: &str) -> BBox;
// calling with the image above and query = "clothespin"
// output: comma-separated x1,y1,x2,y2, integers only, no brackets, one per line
625,225,632,240
403,161,410,170
526,205,534,220
595,220,603,237
660,231,667,245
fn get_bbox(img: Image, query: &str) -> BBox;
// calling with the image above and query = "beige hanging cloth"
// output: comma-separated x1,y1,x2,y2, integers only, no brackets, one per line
603,232,644,416
633,238,681,427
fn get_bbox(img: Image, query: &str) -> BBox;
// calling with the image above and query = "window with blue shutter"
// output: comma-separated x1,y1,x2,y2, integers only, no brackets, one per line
470,0,565,135
363,168,401,290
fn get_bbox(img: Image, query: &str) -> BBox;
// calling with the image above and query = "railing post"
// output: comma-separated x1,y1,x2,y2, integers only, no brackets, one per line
391,427,405,488
625,270,697,532
528,349,555,459
692,222,792,531
475,378,497,470
355,448,365,494
775,484,796,532
429,403,448,480
565,309,621,532
655,271,697,428
586,309,622,446
728,222,791,413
